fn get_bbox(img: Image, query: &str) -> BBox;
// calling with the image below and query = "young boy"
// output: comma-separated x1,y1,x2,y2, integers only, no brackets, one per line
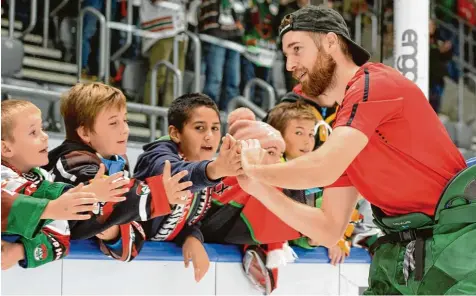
1,99,126,270
199,107,305,294
263,84,337,149
133,93,242,282
44,82,194,263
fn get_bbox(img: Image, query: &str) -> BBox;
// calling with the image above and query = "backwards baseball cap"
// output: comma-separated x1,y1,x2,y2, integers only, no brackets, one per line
278,5,370,66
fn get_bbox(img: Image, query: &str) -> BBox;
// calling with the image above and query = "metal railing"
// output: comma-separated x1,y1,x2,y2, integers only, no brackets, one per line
50,0,70,48
184,31,202,92
50,0,70,17
355,11,378,55
21,0,37,38
110,0,133,61
433,4,476,129
150,60,183,141
42,0,50,48
458,73,476,124
1,84,170,140
243,78,276,111
76,7,107,82
227,96,267,120
8,0,15,38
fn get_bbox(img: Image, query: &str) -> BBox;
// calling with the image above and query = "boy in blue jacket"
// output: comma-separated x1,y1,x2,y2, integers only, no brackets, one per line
134,93,242,282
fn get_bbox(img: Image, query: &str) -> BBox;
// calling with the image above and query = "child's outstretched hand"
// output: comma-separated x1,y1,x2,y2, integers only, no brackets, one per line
83,164,130,203
40,184,98,220
182,236,210,282
1,241,25,270
162,160,193,205
206,134,242,180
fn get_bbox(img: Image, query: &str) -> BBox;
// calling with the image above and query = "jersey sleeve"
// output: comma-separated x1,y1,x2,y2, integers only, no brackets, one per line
334,78,404,139
1,189,48,239
19,220,70,268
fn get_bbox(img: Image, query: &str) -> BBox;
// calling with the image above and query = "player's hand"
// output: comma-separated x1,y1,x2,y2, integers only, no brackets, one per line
182,236,210,282
162,160,193,205
240,139,266,177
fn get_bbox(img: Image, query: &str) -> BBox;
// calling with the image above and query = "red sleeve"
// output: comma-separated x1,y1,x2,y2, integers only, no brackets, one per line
334,79,404,139
325,172,352,189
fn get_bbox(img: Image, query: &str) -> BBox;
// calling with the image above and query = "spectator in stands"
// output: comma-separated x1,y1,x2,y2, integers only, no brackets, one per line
429,19,453,113
199,0,244,110
81,0,118,80
44,83,190,263
133,93,243,282
276,0,310,91
240,0,280,108
0,99,124,270
141,0,188,107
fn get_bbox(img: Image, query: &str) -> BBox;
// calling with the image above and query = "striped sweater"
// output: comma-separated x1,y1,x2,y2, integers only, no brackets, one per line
140,0,187,54
198,0,244,40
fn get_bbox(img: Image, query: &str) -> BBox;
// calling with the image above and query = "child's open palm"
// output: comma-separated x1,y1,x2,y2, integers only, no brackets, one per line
162,160,193,205
83,164,130,202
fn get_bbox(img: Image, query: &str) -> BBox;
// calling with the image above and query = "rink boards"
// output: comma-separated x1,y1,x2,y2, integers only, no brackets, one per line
2,241,372,295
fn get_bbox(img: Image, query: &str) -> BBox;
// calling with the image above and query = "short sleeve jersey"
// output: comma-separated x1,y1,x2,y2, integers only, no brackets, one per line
326,63,466,216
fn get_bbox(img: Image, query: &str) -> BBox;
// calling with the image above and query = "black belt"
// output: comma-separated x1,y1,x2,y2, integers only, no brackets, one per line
369,228,433,281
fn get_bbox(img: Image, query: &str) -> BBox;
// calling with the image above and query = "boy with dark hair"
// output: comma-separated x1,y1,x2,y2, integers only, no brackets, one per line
134,92,242,282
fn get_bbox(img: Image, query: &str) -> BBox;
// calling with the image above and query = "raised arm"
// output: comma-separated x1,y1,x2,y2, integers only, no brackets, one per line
242,126,368,189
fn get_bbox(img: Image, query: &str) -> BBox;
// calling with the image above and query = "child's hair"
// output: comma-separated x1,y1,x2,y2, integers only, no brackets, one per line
266,100,317,135
61,82,126,142
1,99,40,141
168,93,220,132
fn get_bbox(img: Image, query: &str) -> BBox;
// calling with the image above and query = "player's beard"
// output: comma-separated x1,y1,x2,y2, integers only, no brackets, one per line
299,49,337,104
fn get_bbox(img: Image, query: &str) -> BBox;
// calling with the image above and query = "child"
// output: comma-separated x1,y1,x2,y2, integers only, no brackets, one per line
200,108,305,294
264,84,337,149
133,93,242,282
44,83,190,262
1,99,126,269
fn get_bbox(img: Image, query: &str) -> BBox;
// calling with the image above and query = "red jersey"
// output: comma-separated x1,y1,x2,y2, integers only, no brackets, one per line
327,63,466,216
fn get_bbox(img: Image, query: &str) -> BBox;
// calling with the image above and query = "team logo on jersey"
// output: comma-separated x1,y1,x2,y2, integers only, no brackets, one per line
135,183,151,197
34,244,48,261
